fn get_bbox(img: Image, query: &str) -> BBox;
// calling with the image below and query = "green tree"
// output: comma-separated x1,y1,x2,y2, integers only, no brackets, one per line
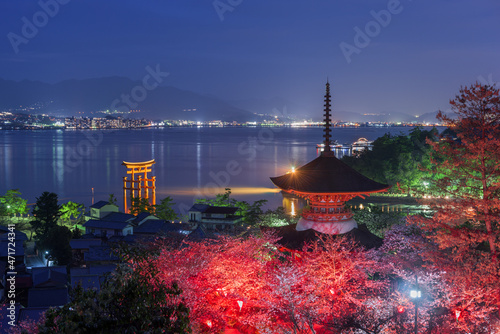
42,225,73,266
195,188,267,225
154,196,178,221
31,192,61,238
196,187,233,206
352,204,405,238
36,259,190,333
129,196,155,215
411,83,500,332
342,127,436,195
108,193,118,206
419,83,500,257
0,189,29,218
72,227,82,239
59,201,83,227
258,206,299,227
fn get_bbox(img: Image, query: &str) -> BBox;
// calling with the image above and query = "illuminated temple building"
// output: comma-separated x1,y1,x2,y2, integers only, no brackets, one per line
270,82,389,235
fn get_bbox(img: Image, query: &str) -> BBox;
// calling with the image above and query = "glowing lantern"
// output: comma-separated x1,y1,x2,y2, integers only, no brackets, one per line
455,310,461,321
397,305,405,314
206,320,212,328
237,300,243,311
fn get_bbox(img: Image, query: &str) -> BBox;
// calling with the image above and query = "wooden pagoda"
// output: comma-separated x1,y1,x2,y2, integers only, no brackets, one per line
122,159,156,213
270,82,389,234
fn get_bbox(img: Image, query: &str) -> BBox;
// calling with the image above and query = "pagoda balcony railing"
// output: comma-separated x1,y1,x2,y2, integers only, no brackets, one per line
302,210,353,222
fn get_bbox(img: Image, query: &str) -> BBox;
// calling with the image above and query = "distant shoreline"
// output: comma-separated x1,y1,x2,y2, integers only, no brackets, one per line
0,124,442,131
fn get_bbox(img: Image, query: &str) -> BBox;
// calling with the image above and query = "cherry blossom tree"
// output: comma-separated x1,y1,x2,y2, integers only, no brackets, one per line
153,234,279,333
152,234,399,333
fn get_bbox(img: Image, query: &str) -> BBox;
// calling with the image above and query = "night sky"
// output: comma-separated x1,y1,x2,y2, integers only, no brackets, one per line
1,0,499,117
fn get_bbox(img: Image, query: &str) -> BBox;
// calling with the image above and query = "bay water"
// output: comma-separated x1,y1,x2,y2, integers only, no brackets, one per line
0,126,427,215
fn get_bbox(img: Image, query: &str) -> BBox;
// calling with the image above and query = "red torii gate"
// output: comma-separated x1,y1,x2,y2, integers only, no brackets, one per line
122,159,156,213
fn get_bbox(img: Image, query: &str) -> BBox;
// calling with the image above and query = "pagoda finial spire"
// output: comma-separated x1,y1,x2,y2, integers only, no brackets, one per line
323,81,332,154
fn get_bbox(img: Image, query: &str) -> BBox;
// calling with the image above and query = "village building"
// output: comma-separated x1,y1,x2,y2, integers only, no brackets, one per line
188,204,242,231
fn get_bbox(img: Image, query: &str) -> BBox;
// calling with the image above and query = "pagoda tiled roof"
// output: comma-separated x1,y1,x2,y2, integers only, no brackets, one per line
270,154,389,194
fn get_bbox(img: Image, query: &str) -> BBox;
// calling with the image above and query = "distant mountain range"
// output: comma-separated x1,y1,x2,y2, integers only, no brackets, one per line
231,97,443,123
0,77,442,123
0,77,259,122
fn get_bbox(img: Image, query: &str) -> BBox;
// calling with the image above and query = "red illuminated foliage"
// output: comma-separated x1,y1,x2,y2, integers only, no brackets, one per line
149,234,401,333
154,234,278,333
422,83,500,257
410,83,500,332
379,223,460,333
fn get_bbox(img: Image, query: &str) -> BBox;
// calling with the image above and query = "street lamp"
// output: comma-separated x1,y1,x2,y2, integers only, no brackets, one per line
410,288,421,334
410,290,421,299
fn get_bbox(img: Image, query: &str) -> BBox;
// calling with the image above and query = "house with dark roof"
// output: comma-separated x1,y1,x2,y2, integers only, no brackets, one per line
134,220,188,236
84,245,119,265
133,212,160,225
87,201,119,219
32,267,67,288
70,264,116,291
83,219,134,238
26,267,69,309
188,204,242,231
70,238,102,267
101,212,135,223
186,225,210,241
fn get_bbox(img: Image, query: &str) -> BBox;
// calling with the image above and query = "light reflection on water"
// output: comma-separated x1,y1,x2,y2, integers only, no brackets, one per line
162,187,281,197
0,127,430,213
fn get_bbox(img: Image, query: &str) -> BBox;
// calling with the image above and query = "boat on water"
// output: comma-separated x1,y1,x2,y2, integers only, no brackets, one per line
316,141,348,150
316,137,373,154
351,137,373,153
